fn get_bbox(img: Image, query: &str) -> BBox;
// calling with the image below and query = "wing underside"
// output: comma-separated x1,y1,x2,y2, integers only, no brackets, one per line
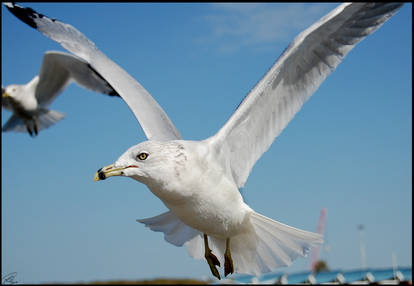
212,3,403,188
36,51,120,107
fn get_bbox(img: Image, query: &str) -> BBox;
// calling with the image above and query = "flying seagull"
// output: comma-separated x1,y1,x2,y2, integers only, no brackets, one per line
5,2,403,279
2,50,119,137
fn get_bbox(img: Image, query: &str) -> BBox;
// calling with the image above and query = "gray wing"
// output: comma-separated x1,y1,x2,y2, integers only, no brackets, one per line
5,3,181,141
36,51,119,106
211,3,403,188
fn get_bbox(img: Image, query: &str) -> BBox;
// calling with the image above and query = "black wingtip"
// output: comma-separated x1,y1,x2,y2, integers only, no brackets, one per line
108,90,121,97
5,2,39,29
4,2,58,30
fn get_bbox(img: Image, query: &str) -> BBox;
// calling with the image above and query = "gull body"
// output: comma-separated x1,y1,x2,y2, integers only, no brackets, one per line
2,51,119,136
115,139,250,238
99,138,319,276
2,75,62,136
5,2,404,279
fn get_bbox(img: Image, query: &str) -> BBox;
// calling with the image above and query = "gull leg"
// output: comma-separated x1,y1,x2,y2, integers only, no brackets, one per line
204,234,221,280
224,238,234,277
26,124,33,137
33,120,38,136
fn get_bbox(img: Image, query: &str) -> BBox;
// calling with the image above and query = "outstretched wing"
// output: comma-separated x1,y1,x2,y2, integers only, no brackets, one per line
5,3,181,141
211,3,403,188
36,51,119,106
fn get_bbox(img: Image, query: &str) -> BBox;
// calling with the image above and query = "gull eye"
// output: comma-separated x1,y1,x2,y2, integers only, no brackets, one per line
137,152,148,161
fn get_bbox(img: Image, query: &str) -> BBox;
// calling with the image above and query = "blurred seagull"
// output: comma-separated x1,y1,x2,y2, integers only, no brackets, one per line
5,2,403,279
2,51,119,136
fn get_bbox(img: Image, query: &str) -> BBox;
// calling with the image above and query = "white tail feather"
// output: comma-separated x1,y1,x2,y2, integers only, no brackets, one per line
2,109,65,134
247,211,323,275
138,210,322,276
184,211,322,275
36,108,65,131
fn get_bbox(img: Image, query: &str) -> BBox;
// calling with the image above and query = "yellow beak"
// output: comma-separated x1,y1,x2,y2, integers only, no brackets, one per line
94,164,125,181
94,164,139,181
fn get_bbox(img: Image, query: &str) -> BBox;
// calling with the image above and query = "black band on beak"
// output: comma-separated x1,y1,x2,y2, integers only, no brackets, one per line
96,168,106,180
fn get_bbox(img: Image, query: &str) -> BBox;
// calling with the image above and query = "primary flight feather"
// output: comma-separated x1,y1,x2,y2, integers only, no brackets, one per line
5,2,403,279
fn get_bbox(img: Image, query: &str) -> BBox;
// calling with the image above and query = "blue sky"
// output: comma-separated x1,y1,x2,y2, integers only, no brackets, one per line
1,3,411,284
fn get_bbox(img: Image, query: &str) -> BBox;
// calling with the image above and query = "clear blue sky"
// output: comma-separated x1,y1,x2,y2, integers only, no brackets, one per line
1,3,411,284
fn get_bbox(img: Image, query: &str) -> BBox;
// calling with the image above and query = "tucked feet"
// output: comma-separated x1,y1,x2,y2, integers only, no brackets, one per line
204,234,221,280
33,120,38,136
26,120,39,137
26,124,34,137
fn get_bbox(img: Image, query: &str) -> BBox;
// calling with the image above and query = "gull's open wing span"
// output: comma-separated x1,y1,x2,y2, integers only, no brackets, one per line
5,3,181,141
212,3,403,188
36,51,120,107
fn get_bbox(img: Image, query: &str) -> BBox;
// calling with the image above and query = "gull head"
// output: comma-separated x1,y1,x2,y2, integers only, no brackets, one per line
2,84,27,107
2,84,23,99
94,140,189,187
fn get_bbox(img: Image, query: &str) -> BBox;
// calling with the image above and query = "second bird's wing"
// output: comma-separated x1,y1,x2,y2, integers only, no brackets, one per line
35,51,119,107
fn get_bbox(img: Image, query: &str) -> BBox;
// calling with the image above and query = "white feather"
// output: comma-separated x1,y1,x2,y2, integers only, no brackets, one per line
212,3,403,188
2,108,65,133
137,211,200,247
36,51,118,106
152,210,322,276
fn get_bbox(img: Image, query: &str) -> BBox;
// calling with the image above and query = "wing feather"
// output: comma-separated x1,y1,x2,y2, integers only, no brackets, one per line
36,51,119,106
211,3,403,188
5,3,181,141
35,52,71,106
